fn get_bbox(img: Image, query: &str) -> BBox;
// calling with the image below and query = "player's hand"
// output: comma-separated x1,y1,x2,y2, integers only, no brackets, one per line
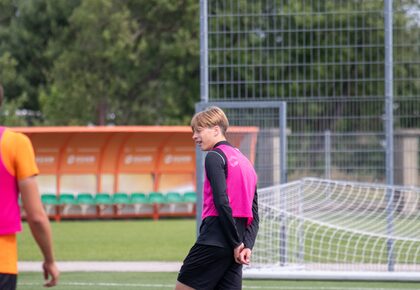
238,248,252,265
43,261,59,287
233,243,245,264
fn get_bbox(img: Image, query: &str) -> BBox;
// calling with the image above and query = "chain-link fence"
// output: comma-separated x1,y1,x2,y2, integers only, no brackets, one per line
201,0,420,187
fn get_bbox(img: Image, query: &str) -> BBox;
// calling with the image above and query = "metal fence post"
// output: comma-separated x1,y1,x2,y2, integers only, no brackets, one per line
384,0,395,272
325,130,331,179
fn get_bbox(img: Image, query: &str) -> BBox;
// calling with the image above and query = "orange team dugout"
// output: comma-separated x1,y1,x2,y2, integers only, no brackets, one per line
15,126,259,199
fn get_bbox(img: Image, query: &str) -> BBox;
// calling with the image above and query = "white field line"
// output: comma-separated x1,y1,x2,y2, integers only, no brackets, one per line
19,261,182,272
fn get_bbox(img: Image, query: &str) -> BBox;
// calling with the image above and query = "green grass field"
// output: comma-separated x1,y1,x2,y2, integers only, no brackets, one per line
17,219,420,290
18,219,196,261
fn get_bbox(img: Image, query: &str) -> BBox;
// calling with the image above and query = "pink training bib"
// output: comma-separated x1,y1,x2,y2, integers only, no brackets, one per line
0,127,22,235
202,144,257,225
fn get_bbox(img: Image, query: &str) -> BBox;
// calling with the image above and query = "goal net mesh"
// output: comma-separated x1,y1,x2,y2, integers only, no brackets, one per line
247,178,420,277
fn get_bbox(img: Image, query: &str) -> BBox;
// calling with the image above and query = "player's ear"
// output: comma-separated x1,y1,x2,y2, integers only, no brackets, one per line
213,125,221,137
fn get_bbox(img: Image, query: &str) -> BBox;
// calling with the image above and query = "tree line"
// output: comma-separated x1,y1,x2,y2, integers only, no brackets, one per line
0,0,199,126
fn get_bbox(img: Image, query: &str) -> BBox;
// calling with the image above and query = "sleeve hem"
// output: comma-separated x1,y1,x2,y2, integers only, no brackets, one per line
17,171,39,181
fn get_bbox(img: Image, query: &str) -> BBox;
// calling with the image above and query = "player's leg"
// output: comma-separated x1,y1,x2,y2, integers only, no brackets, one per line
177,243,233,290
214,261,242,290
175,280,195,290
0,273,17,290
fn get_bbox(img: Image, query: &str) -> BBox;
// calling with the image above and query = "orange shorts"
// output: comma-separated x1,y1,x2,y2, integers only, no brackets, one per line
0,234,18,274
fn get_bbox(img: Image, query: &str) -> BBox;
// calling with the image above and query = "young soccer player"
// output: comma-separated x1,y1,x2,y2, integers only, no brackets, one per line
176,106,259,290
0,84,59,289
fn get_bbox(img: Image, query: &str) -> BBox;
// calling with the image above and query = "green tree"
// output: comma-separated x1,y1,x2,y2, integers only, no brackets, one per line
40,0,137,125
0,0,79,124
123,0,200,125
1,0,199,126
0,51,29,126
41,0,199,125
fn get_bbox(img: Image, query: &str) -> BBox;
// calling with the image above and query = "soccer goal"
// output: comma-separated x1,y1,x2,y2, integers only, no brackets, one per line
244,178,420,281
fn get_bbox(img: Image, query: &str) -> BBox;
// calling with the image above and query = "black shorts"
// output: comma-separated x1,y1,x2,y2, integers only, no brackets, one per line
0,273,17,290
177,243,242,290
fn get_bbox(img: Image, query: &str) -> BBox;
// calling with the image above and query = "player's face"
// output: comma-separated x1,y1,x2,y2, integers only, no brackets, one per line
192,126,217,151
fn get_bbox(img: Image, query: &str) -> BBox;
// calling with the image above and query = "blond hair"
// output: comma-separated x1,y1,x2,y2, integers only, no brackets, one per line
191,106,229,136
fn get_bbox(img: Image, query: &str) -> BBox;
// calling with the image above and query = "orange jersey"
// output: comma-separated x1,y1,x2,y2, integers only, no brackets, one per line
0,128,39,180
0,127,39,274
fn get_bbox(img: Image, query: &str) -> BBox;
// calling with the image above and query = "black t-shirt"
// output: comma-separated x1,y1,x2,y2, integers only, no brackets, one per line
196,141,259,250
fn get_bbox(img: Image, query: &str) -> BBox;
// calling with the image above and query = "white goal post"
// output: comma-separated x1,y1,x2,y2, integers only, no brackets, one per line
243,178,420,281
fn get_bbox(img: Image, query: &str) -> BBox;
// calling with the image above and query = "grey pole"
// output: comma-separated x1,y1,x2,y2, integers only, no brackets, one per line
195,143,204,237
196,0,209,236
279,102,287,265
325,130,331,179
200,0,209,103
384,0,395,272
280,102,288,184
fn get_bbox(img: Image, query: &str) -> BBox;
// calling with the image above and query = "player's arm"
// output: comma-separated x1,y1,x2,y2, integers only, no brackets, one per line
15,133,59,287
243,188,259,249
20,176,59,287
205,150,241,248
238,188,259,265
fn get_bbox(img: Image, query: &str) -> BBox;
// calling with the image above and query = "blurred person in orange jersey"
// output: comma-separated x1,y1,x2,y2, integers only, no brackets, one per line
0,83,59,289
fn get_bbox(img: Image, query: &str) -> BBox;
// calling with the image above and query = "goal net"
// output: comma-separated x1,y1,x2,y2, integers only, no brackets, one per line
244,178,420,281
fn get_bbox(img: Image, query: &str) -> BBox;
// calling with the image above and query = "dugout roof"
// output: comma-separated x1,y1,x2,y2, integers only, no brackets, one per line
14,126,258,195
